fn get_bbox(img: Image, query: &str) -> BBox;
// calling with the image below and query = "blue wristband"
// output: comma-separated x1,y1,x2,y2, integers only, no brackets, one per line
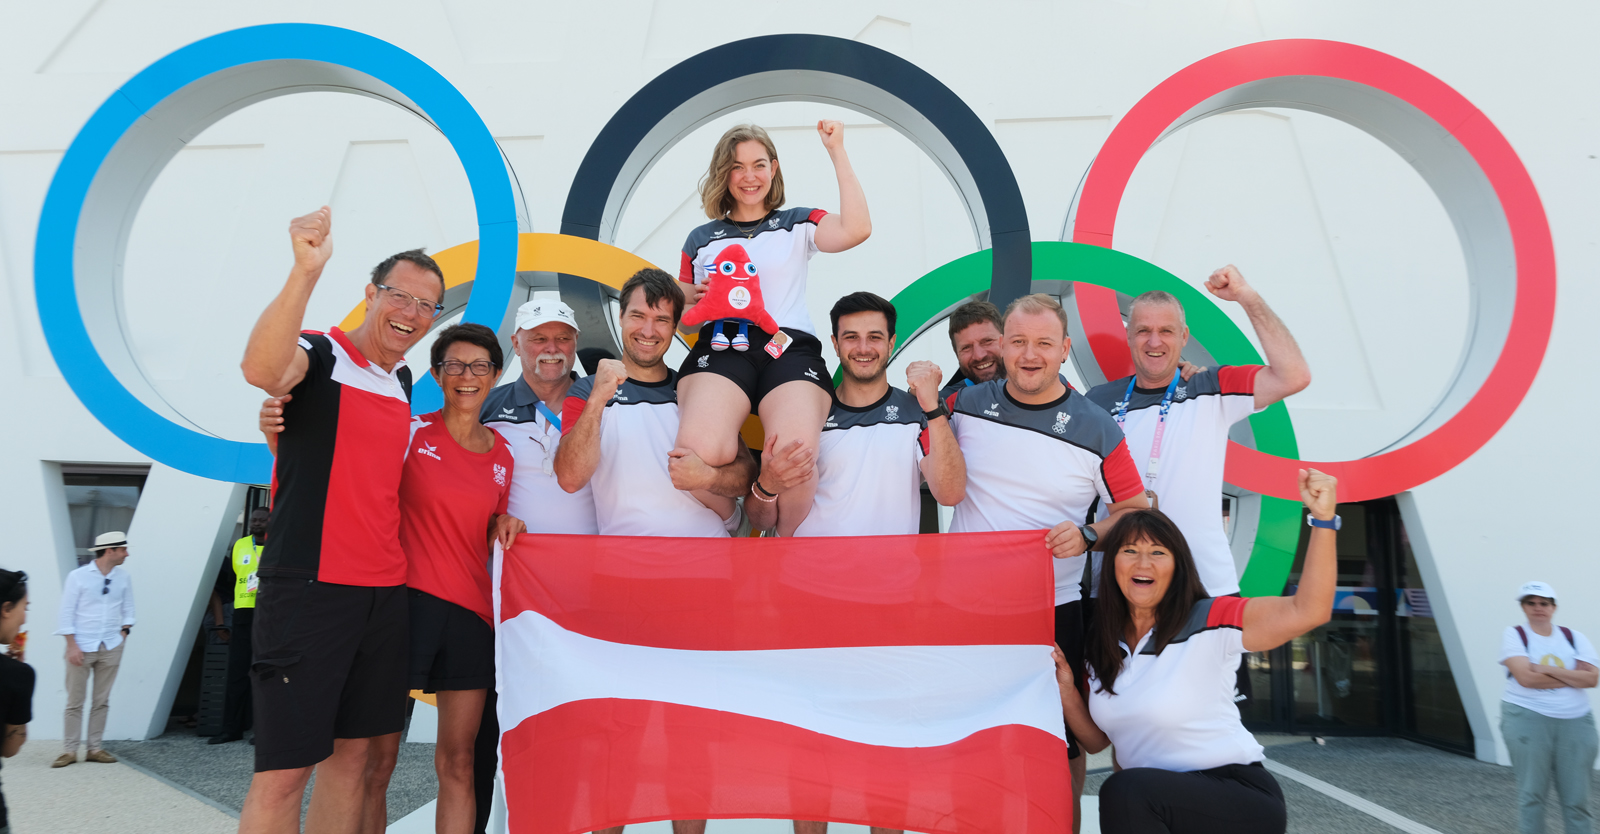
1306,515,1341,531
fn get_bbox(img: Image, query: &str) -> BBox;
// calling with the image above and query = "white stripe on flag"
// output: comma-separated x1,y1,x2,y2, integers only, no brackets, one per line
500,609,1065,748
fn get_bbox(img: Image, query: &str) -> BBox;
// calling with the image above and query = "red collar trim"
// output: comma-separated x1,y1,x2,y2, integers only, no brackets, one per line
328,327,371,368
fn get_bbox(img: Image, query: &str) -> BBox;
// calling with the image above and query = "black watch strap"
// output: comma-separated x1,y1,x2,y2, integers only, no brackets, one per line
923,403,949,421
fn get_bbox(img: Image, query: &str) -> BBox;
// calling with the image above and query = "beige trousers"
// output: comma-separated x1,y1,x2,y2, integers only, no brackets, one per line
63,641,123,752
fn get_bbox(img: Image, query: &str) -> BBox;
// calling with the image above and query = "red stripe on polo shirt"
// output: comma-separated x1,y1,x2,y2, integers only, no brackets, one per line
1218,365,1264,395
1206,594,1249,628
560,397,587,436
1101,438,1146,504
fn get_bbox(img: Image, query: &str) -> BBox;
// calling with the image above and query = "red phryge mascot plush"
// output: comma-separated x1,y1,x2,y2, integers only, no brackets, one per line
680,243,780,352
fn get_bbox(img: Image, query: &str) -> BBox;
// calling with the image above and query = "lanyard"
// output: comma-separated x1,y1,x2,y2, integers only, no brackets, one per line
1115,374,1181,482
535,401,561,432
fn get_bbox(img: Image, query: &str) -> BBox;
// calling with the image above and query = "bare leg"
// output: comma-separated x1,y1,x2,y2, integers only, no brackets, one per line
239,766,315,834
675,372,753,514
671,822,707,834
359,733,401,834
593,828,626,834
436,690,487,834
758,381,830,537
795,822,828,834
1070,750,1086,834
302,736,372,834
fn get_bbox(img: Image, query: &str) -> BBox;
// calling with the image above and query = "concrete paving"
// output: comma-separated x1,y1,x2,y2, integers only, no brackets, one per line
10,728,1596,833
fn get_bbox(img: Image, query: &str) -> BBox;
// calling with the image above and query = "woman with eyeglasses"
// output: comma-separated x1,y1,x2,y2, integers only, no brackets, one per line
0,568,32,833
1500,581,1598,834
1052,469,1340,834
264,323,523,834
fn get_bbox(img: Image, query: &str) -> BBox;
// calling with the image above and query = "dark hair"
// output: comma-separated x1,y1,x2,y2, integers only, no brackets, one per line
429,322,503,370
1085,510,1207,695
947,300,1003,344
829,292,897,337
619,268,684,324
370,248,446,300
0,569,26,609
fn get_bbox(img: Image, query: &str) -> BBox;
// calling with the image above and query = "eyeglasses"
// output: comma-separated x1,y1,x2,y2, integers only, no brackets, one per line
375,284,444,319
438,360,495,377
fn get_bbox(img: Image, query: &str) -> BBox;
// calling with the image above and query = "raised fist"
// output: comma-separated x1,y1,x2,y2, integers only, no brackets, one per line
1298,468,1338,522
905,360,944,410
816,119,845,152
591,358,627,402
289,207,334,276
1204,264,1257,304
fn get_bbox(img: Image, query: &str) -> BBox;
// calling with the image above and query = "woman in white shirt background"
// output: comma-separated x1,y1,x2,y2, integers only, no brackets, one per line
1052,469,1339,834
1500,580,1598,834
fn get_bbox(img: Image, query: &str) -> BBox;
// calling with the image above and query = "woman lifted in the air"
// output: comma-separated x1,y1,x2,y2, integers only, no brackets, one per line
673,120,871,536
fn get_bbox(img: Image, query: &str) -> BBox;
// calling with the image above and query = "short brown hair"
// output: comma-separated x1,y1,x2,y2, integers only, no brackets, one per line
619,268,684,324
370,248,445,301
699,124,785,220
947,300,1003,346
1002,293,1069,338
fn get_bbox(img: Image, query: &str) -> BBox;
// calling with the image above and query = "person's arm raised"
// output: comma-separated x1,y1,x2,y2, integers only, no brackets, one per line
1241,469,1338,652
241,208,333,396
553,359,624,493
1204,265,1311,409
812,120,872,253
908,361,965,506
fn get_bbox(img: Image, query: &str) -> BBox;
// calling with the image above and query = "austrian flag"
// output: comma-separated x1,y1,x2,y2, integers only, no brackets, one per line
494,531,1071,834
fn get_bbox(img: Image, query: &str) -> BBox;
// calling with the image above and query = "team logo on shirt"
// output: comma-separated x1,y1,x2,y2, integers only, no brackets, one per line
697,355,710,368
805,368,820,381
711,229,726,238
983,403,1001,417
493,463,507,486
1175,385,1188,401
418,442,442,460
885,404,900,421
1113,399,1130,411
500,407,517,418
768,216,780,229
1052,412,1071,434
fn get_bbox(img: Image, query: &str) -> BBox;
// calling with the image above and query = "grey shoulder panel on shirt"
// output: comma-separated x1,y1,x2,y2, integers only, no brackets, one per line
479,383,530,424
1087,369,1231,417
612,376,678,406
1138,598,1221,654
953,379,1126,457
567,375,595,402
824,387,927,432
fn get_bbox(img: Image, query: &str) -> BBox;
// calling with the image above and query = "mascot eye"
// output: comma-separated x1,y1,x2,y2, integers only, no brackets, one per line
744,262,758,277
719,261,736,275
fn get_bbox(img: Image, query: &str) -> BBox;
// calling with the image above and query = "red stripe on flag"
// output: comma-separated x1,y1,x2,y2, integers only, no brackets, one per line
500,530,1055,650
501,699,1070,834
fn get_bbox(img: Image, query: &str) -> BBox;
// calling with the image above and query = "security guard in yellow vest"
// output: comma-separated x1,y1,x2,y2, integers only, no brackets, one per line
210,508,268,745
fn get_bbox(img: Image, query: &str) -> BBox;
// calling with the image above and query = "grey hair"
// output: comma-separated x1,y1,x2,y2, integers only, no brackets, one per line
1129,290,1186,326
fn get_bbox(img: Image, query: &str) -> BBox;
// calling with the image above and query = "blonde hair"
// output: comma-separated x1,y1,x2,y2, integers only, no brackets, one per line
1002,293,1070,338
699,124,785,220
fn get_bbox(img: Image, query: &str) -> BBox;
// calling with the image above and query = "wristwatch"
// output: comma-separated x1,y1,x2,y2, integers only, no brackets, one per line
1079,525,1099,548
1306,514,1341,531
923,403,949,421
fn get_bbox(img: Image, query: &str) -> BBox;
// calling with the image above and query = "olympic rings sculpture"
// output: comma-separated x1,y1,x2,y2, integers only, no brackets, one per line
35,24,1554,593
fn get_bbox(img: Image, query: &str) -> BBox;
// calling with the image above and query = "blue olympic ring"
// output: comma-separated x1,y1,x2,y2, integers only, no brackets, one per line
34,23,520,483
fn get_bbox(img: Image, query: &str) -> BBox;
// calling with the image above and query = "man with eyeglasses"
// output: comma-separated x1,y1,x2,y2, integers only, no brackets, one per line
239,207,443,834
51,530,134,768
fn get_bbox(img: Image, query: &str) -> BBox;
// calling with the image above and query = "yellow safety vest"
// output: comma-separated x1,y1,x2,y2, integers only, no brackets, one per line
232,535,264,609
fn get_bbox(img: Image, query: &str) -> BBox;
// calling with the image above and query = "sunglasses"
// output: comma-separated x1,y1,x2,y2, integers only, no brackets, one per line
102,577,111,595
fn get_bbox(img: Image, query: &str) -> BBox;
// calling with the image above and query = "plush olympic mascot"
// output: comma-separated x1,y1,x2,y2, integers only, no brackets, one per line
681,244,780,352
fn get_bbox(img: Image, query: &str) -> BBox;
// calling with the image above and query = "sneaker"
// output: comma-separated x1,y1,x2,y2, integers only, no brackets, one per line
710,330,730,351
51,752,76,768
731,331,749,351
84,749,118,763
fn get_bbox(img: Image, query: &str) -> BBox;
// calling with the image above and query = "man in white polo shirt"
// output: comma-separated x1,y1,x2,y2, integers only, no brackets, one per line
946,293,1148,831
553,268,755,834
749,292,965,543
1083,265,1310,598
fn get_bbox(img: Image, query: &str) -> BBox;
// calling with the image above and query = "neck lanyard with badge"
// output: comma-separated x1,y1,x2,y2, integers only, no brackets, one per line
527,401,561,476
1115,374,1181,482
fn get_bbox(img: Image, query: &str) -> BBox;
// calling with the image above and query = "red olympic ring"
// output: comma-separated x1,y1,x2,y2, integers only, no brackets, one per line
1070,39,1555,502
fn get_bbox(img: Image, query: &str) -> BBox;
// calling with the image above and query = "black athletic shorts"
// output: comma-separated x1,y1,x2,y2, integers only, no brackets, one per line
679,324,832,406
1055,600,1085,760
251,577,409,772
409,588,495,693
